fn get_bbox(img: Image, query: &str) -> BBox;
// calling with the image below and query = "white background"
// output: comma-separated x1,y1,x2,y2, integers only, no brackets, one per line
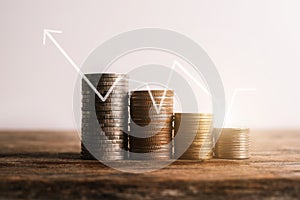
1,0,300,130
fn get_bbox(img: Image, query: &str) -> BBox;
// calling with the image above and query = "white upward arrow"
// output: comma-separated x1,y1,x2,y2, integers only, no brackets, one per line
43,29,122,102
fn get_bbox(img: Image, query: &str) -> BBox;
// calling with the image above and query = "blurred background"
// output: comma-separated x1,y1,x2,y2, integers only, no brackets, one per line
1,0,300,130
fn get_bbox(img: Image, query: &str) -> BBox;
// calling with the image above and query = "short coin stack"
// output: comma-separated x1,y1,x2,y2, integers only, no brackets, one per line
81,73,129,160
129,90,174,160
174,113,213,160
214,128,250,159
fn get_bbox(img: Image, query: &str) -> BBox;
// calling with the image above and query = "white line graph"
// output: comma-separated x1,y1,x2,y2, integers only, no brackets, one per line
43,29,211,114
172,60,210,96
43,29,124,102
44,29,257,120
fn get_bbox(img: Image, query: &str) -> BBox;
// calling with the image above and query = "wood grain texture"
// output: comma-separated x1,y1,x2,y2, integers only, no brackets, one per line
0,130,299,199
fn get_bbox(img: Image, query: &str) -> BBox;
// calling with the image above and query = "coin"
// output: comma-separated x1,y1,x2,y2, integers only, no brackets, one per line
94,81,129,85
82,107,128,112
131,89,173,94
130,99,174,104
96,118,128,123
82,121,126,126
82,133,126,138
175,113,213,117
129,136,172,141
85,73,128,77
130,99,173,103
130,113,173,118
82,138,124,143
213,128,250,160
130,120,172,125
174,113,215,160
82,136,126,141
127,89,173,160
82,85,127,91
82,83,128,88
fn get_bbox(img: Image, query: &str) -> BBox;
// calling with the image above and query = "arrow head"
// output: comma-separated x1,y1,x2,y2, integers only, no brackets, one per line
43,29,62,45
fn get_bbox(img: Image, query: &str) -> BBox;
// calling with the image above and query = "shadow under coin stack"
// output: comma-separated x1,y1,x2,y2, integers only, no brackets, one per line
214,128,250,159
174,113,213,160
129,90,174,160
81,73,129,160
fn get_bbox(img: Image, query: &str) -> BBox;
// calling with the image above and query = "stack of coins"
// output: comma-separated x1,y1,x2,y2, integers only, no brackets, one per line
214,128,250,159
81,73,129,160
174,113,213,160
129,90,174,160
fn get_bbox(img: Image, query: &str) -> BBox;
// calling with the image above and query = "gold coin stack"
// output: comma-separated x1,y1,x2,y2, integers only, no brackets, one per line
214,128,250,159
81,73,129,160
174,113,213,160
129,90,174,160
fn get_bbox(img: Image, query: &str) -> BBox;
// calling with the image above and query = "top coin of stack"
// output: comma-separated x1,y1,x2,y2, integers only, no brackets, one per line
214,128,250,159
81,73,129,160
129,90,174,160
174,113,213,160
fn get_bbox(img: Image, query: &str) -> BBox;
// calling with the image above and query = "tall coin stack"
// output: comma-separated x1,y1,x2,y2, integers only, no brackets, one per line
214,128,250,159
129,90,174,160
81,73,129,160
174,113,213,160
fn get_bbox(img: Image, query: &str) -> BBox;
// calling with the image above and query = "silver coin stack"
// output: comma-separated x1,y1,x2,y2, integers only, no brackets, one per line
129,90,174,160
174,113,213,160
81,73,129,160
214,128,250,159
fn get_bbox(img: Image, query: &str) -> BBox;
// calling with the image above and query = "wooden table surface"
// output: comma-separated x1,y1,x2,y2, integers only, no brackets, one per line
0,130,299,199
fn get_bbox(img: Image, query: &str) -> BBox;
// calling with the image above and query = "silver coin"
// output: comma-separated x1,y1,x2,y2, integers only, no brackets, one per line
85,73,128,77
94,112,128,117
130,94,174,98
82,122,127,127
82,136,126,141
81,135,126,139
82,98,128,102
130,120,172,125
81,108,128,112
82,83,127,88
129,153,170,157
130,105,173,109
82,93,129,98
82,127,128,132
96,115,129,120
97,118,128,123
82,139,124,143
130,101,173,106
129,135,171,139
175,113,213,116
94,82,129,86
95,106,128,110
130,99,173,102
81,128,127,133
131,89,173,93
130,115,173,119
83,78,128,83
130,126,172,130
82,83,128,88
81,93,128,100
95,115,128,119
82,91,128,96
131,114,173,118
